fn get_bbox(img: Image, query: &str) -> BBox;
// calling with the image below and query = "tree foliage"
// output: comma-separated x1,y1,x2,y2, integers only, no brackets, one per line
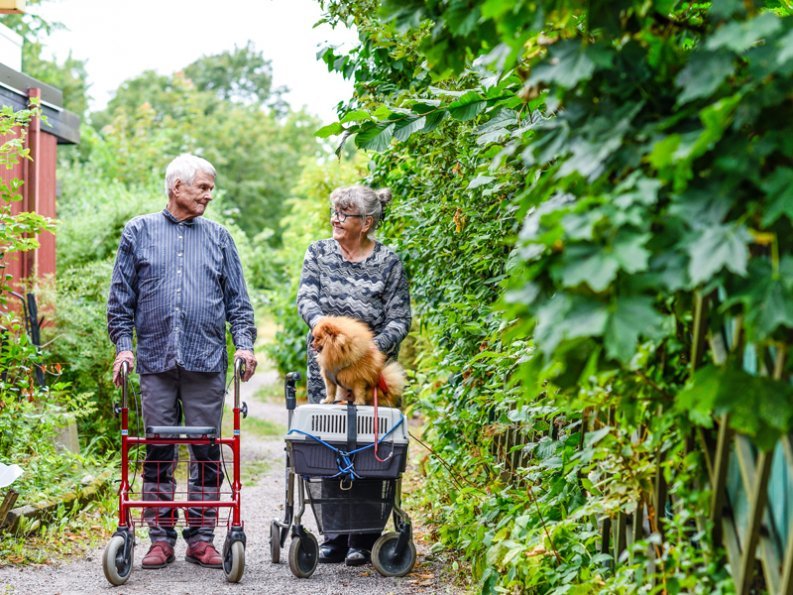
0,1,91,119
309,0,793,591
89,46,322,241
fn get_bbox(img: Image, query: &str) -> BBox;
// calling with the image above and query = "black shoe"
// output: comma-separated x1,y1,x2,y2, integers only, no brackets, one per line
345,547,371,566
319,545,346,564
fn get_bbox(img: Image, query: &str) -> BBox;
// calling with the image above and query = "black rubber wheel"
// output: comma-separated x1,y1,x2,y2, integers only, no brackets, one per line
102,534,134,586
270,520,281,563
223,540,245,583
371,532,416,577
288,532,318,578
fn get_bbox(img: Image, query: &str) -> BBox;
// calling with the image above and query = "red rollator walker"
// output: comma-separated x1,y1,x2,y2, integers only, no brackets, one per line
102,359,248,585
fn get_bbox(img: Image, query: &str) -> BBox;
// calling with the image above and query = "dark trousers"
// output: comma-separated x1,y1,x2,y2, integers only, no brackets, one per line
322,532,380,551
140,368,225,546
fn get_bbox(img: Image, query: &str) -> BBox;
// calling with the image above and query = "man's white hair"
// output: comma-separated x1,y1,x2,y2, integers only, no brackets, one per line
164,154,216,197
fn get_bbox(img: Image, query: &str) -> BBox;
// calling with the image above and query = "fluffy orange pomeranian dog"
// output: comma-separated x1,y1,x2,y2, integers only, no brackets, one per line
311,315,405,407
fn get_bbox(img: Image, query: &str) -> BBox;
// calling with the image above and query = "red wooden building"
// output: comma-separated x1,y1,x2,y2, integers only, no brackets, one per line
0,62,80,289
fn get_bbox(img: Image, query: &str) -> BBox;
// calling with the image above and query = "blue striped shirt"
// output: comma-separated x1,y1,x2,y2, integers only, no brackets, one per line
107,209,256,375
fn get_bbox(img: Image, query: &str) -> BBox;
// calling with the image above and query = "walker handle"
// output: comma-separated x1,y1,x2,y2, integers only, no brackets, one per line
233,358,245,409
120,360,130,410
284,372,300,411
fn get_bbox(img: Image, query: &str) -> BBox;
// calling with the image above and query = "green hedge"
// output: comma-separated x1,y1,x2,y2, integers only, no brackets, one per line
294,1,793,591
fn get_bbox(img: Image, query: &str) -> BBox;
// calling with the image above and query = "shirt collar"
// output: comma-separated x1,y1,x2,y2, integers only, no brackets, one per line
161,208,197,226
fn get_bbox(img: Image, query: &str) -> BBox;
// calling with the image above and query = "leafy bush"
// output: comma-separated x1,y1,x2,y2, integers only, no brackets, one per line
306,1,793,592
0,105,110,519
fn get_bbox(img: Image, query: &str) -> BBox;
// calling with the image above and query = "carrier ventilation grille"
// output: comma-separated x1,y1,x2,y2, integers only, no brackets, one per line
309,414,390,435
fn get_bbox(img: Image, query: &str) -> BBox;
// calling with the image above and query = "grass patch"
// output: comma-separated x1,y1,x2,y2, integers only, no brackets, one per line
241,458,271,485
254,381,284,405
255,317,279,346
220,405,284,439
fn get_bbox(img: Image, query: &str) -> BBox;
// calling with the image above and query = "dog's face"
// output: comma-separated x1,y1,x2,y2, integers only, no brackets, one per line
312,320,341,354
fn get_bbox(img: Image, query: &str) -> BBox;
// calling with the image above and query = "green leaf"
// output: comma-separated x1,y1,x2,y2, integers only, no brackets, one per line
393,116,427,142
612,233,651,274
648,134,681,170
675,365,720,426
676,365,793,450
761,167,793,226
706,13,782,54
604,296,664,362
535,295,608,356
653,0,677,14
708,0,744,21
535,294,571,356
315,121,344,138
354,122,394,152
468,175,496,190
476,108,518,146
411,101,441,115
372,105,394,119
339,109,371,124
750,280,793,338
529,40,613,89
585,426,611,447
675,52,735,105
559,245,619,292
421,110,448,132
565,298,609,341
448,91,487,121
778,29,793,65
686,224,750,285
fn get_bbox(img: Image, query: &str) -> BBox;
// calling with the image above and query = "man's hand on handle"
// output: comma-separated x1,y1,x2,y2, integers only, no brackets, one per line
112,350,135,387
234,349,257,382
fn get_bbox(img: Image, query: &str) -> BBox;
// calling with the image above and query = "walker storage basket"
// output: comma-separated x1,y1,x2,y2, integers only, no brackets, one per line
285,404,408,479
306,478,395,534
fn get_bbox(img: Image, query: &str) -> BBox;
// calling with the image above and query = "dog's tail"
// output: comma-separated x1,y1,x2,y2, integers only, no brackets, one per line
378,361,406,403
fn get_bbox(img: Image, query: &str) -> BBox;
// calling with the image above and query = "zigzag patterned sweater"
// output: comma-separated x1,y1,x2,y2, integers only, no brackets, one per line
297,239,411,403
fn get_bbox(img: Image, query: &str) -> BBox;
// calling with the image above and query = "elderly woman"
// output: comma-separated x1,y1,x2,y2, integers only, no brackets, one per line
296,184,411,566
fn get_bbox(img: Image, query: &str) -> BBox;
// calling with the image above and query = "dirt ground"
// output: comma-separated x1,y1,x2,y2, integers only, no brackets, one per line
0,363,460,595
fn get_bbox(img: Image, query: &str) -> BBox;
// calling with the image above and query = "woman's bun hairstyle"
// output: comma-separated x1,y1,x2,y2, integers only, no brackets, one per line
375,188,392,207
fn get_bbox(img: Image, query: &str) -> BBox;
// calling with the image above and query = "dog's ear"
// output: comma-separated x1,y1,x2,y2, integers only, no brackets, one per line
322,323,339,338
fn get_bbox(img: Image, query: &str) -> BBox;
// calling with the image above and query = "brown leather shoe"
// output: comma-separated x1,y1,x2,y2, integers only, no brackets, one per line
141,542,175,569
185,541,223,568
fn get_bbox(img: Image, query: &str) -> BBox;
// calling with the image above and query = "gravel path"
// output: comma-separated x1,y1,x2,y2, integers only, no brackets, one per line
0,366,452,594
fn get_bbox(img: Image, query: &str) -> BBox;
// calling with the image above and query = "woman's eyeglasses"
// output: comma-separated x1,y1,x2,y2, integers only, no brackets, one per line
330,208,366,223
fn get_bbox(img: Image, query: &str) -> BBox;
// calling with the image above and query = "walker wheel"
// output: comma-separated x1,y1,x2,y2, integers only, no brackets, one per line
288,532,318,578
102,534,134,586
223,540,245,583
270,520,281,563
371,532,416,577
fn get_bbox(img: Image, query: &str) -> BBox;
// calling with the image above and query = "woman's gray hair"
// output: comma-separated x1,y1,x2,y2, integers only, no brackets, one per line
164,154,216,197
330,185,393,238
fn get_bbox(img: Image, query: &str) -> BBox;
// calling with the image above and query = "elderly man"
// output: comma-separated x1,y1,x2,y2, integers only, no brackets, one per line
107,153,258,570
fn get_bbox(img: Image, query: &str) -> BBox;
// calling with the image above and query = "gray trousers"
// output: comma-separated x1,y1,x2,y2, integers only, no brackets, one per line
140,368,226,546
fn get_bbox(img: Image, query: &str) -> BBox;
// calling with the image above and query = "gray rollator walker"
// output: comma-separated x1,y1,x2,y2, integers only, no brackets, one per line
269,372,416,578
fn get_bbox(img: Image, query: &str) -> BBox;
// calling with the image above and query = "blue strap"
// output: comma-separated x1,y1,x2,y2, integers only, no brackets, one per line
287,415,404,481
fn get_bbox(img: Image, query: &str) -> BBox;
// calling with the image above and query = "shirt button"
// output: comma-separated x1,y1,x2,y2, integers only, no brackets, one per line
177,252,183,257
